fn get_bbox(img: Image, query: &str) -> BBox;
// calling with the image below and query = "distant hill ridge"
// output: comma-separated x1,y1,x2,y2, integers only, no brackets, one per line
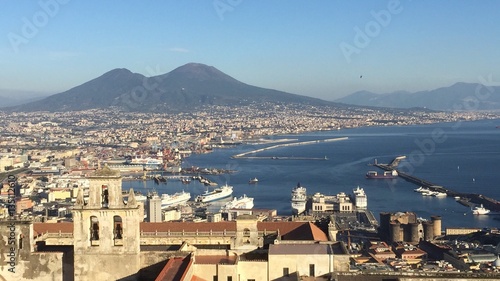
335,82,500,111
11,63,333,112
8,63,500,112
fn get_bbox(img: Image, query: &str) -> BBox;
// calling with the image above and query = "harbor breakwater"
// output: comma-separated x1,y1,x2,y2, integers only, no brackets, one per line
231,137,348,159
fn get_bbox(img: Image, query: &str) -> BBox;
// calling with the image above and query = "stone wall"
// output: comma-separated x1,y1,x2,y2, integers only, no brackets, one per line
0,220,63,281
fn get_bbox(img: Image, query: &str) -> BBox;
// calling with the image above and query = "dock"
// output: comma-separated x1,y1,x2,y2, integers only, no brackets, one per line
374,156,500,212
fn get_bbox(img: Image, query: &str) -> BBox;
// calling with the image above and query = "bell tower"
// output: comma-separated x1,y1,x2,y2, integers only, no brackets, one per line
72,166,142,281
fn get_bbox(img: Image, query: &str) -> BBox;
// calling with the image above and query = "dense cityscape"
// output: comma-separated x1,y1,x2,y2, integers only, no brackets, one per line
2,103,500,280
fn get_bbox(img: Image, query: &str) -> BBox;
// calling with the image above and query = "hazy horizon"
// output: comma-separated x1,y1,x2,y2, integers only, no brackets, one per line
2,1,500,101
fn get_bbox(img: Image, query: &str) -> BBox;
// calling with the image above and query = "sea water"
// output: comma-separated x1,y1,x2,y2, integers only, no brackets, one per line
123,118,500,229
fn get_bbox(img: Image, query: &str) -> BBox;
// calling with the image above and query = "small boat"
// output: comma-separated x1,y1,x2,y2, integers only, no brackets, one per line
472,204,490,215
181,177,192,184
248,177,258,184
422,191,436,196
433,192,447,197
153,176,160,184
414,186,427,193
366,170,398,179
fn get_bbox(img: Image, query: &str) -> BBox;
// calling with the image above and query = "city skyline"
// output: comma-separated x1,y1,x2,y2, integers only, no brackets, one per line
2,1,500,100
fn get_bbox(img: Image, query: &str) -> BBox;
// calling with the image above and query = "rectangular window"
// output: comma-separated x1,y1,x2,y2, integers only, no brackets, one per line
227,277,232,281
309,264,315,277
283,267,289,277
213,276,218,281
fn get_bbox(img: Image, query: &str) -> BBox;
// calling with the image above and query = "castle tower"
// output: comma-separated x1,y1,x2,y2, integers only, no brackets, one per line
390,222,402,243
410,222,420,243
431,216,442,237
72,166,142,281
423,221,434,241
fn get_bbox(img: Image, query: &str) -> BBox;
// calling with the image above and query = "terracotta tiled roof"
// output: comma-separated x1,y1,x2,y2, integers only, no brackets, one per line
32,221,328,242
308,222,329,241
155,255,192,281
33,222,73,238
257,221,328,241
140,222,236,233
257,221,305,235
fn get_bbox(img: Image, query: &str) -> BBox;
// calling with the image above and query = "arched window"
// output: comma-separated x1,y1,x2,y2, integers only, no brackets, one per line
243,228,250,237
114,216,123,239
19,234,24,249
90,216,99,240
102,185,109,208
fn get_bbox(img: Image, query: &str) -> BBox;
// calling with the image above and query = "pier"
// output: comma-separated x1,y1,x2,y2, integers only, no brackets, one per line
374,156,500,212
237,156,329,160
232,137,348,159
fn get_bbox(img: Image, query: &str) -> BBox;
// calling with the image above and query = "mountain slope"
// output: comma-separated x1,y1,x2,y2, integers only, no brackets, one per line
11,63,332,112
336,83,500,110
16,69,146,111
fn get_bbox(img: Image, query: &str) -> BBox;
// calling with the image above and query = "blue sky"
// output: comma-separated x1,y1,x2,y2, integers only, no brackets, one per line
1,0,500,100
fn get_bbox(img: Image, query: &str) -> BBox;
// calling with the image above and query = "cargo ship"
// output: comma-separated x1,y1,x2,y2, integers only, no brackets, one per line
195,184,233,203
291,183,307,215
366,170,398,179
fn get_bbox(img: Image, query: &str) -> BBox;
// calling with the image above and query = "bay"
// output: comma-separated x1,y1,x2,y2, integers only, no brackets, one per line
123,118,500,229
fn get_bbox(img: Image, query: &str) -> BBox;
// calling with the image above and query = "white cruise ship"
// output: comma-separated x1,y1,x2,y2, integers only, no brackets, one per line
353,186,367,209
291,183,307,215
128,156,163,170
160,191,190,209
220,194,254,211
195,184,233,203
472,204,490,215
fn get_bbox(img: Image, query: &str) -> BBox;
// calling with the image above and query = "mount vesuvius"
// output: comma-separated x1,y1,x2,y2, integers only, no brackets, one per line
10,63,336,112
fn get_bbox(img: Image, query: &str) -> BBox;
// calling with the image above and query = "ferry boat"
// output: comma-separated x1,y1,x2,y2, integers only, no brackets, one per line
220,194,254,211
472,204,490,215
366,170,398,179
160,191,190,209
248,177,259,184
291,183,307,215
195,184,233,203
